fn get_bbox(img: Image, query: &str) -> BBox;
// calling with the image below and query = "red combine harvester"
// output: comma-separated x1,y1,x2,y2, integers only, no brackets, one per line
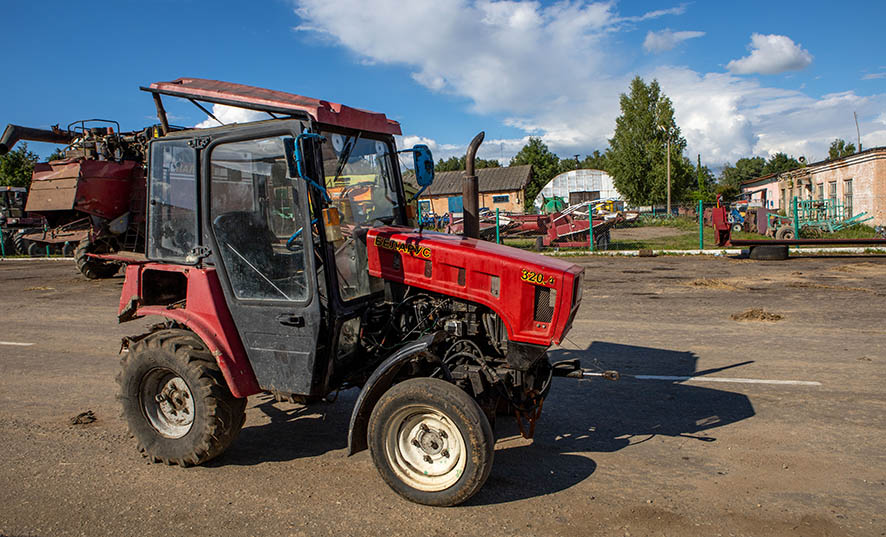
0,121,151,276
112,77,615,506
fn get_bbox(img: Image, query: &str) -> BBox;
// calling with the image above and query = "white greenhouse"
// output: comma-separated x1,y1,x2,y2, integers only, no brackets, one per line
533,169,623,209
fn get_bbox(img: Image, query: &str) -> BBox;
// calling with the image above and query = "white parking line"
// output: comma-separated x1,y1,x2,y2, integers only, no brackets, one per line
634,375,821,386
0,341,34,346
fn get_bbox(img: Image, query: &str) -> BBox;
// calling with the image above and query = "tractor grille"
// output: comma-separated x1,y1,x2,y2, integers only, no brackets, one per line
533,286,556,323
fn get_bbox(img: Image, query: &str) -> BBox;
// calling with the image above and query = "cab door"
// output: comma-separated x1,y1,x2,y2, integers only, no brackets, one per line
202,125,324,396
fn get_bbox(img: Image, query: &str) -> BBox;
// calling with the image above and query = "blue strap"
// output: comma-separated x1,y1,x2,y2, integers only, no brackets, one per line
295,133,331,203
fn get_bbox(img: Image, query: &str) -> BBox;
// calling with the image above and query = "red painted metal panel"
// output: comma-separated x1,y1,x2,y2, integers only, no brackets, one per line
148,78,402,135
366,227,583,346
119,263,260,398
26,159,141,220
75,160,140,219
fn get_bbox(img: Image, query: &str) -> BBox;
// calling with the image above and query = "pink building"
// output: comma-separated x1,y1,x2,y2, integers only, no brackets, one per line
741,147,885,225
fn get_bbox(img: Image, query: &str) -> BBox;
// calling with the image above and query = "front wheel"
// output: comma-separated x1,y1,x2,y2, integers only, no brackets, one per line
368,378,494,506
118,329,246,466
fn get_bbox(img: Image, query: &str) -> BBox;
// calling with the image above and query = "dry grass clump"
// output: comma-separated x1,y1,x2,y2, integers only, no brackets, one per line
687,278,742,290
731,308,783,322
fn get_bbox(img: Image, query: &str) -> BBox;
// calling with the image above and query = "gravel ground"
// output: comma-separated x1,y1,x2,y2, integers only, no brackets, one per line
0,255,884,537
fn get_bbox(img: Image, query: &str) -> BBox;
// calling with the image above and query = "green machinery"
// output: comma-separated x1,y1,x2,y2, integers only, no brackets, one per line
769,197,873,239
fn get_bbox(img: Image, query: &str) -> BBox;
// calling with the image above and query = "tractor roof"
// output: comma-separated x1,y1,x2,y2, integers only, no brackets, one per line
142,78,402,136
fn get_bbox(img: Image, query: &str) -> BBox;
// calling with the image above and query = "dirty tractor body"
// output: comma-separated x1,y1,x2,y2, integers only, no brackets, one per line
116,79,584,506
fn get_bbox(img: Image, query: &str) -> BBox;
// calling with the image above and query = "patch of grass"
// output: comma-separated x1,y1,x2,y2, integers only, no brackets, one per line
731,308,783,322
687,278,743,290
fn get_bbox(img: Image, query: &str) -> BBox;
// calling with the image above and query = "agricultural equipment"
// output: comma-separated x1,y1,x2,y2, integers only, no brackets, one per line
767,197,873,239
712,203,886,260
0,186,43,255
0,121,152,273
114,77,608,507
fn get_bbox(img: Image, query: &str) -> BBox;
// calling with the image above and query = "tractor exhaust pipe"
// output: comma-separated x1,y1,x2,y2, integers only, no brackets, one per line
462,131,485,239
0,124,76,155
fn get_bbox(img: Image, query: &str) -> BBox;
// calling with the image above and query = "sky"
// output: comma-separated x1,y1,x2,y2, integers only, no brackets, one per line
2,0,884,170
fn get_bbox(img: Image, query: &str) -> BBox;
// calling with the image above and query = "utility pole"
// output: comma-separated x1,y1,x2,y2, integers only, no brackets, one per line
658,124,672,215
666,135,671,215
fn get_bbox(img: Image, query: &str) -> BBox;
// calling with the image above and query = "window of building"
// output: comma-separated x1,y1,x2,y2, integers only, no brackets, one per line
780,188,787,211
817,183,824,200
492,194,509,204
844,179,853,217
828,181,837,200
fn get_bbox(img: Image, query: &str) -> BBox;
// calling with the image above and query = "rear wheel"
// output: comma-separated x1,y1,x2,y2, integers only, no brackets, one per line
595,230,610,250
368,377,494,506
75,238,120,279
27,241,45,257
118,329,247,466
775,226,795,240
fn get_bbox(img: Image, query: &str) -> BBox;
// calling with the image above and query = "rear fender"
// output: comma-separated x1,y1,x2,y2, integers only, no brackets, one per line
119,263,261,398
347,333,444,455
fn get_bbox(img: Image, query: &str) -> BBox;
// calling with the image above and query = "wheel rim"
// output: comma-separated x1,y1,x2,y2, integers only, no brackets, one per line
139,368,195,438
384,404,467,492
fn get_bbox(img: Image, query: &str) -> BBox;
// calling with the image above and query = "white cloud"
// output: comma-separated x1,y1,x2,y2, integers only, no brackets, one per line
291,1,885,166
643,29,705,53
727,33,813,75
862,72,886,80
194,104,268,129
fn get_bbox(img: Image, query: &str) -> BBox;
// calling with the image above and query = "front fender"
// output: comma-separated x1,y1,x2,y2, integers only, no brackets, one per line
347,333,445,455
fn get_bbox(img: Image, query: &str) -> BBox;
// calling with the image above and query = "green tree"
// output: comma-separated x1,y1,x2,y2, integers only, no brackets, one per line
579,150,607,171
606,76,692,206
434,155,500,172
763,152,801,175
687,154,716,204
557,155,581,175
828,139,856,160
47,148,65,161
719,156,765,189
510,137,560,211
0,143,39,188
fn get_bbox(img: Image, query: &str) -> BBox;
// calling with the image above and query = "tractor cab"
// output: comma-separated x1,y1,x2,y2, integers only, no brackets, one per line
116,78,588,506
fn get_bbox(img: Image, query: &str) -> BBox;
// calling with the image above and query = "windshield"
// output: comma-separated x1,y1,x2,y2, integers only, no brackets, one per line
320,131,399,226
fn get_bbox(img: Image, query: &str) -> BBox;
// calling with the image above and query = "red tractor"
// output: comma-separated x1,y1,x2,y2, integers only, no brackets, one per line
115,78,591,506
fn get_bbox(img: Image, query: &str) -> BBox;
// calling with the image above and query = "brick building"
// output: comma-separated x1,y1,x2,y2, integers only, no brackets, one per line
418,165,532,215
741,147,885,225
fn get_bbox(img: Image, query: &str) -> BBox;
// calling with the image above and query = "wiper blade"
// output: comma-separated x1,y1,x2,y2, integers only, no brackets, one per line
332,132,361,186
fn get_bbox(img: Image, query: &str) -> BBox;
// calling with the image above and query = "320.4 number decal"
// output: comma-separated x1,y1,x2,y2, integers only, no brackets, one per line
520,269,556,286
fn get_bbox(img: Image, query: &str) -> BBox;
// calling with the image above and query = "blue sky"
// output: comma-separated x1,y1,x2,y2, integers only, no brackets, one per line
2,1,884,168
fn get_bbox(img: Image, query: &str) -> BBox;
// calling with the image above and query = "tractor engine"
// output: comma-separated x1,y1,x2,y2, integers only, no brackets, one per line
361,225,584,423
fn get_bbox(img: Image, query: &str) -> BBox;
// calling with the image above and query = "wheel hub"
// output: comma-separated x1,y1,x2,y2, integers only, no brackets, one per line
416,428,444,456
385,405,467,492
140,369,195,438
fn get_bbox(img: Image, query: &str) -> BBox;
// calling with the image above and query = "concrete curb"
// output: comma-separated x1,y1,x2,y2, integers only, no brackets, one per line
0,257,75,261
543,246,886,257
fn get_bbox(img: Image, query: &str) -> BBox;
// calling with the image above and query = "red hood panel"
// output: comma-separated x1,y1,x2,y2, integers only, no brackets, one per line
366,227,583,346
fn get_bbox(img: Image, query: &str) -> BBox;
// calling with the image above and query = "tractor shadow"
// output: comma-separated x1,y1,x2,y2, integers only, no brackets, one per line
211,392,356,466
470,341,756,505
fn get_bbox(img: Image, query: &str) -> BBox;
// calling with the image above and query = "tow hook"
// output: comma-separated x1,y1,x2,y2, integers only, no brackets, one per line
551,359,620,381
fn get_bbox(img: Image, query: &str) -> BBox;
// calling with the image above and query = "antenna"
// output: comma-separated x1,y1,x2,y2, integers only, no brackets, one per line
854,111,862,152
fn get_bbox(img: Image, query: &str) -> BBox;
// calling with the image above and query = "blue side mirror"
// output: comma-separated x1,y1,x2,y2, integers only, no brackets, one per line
412,144,435,187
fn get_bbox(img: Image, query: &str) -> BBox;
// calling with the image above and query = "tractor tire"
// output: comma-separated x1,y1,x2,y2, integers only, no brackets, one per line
732,223,743,233
595,230,610,251
12,231,26,256
117,329,247,466
749,245,789,260
368,377,494,506
75,238,120,279
775,227,795,240
27,241,45,257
